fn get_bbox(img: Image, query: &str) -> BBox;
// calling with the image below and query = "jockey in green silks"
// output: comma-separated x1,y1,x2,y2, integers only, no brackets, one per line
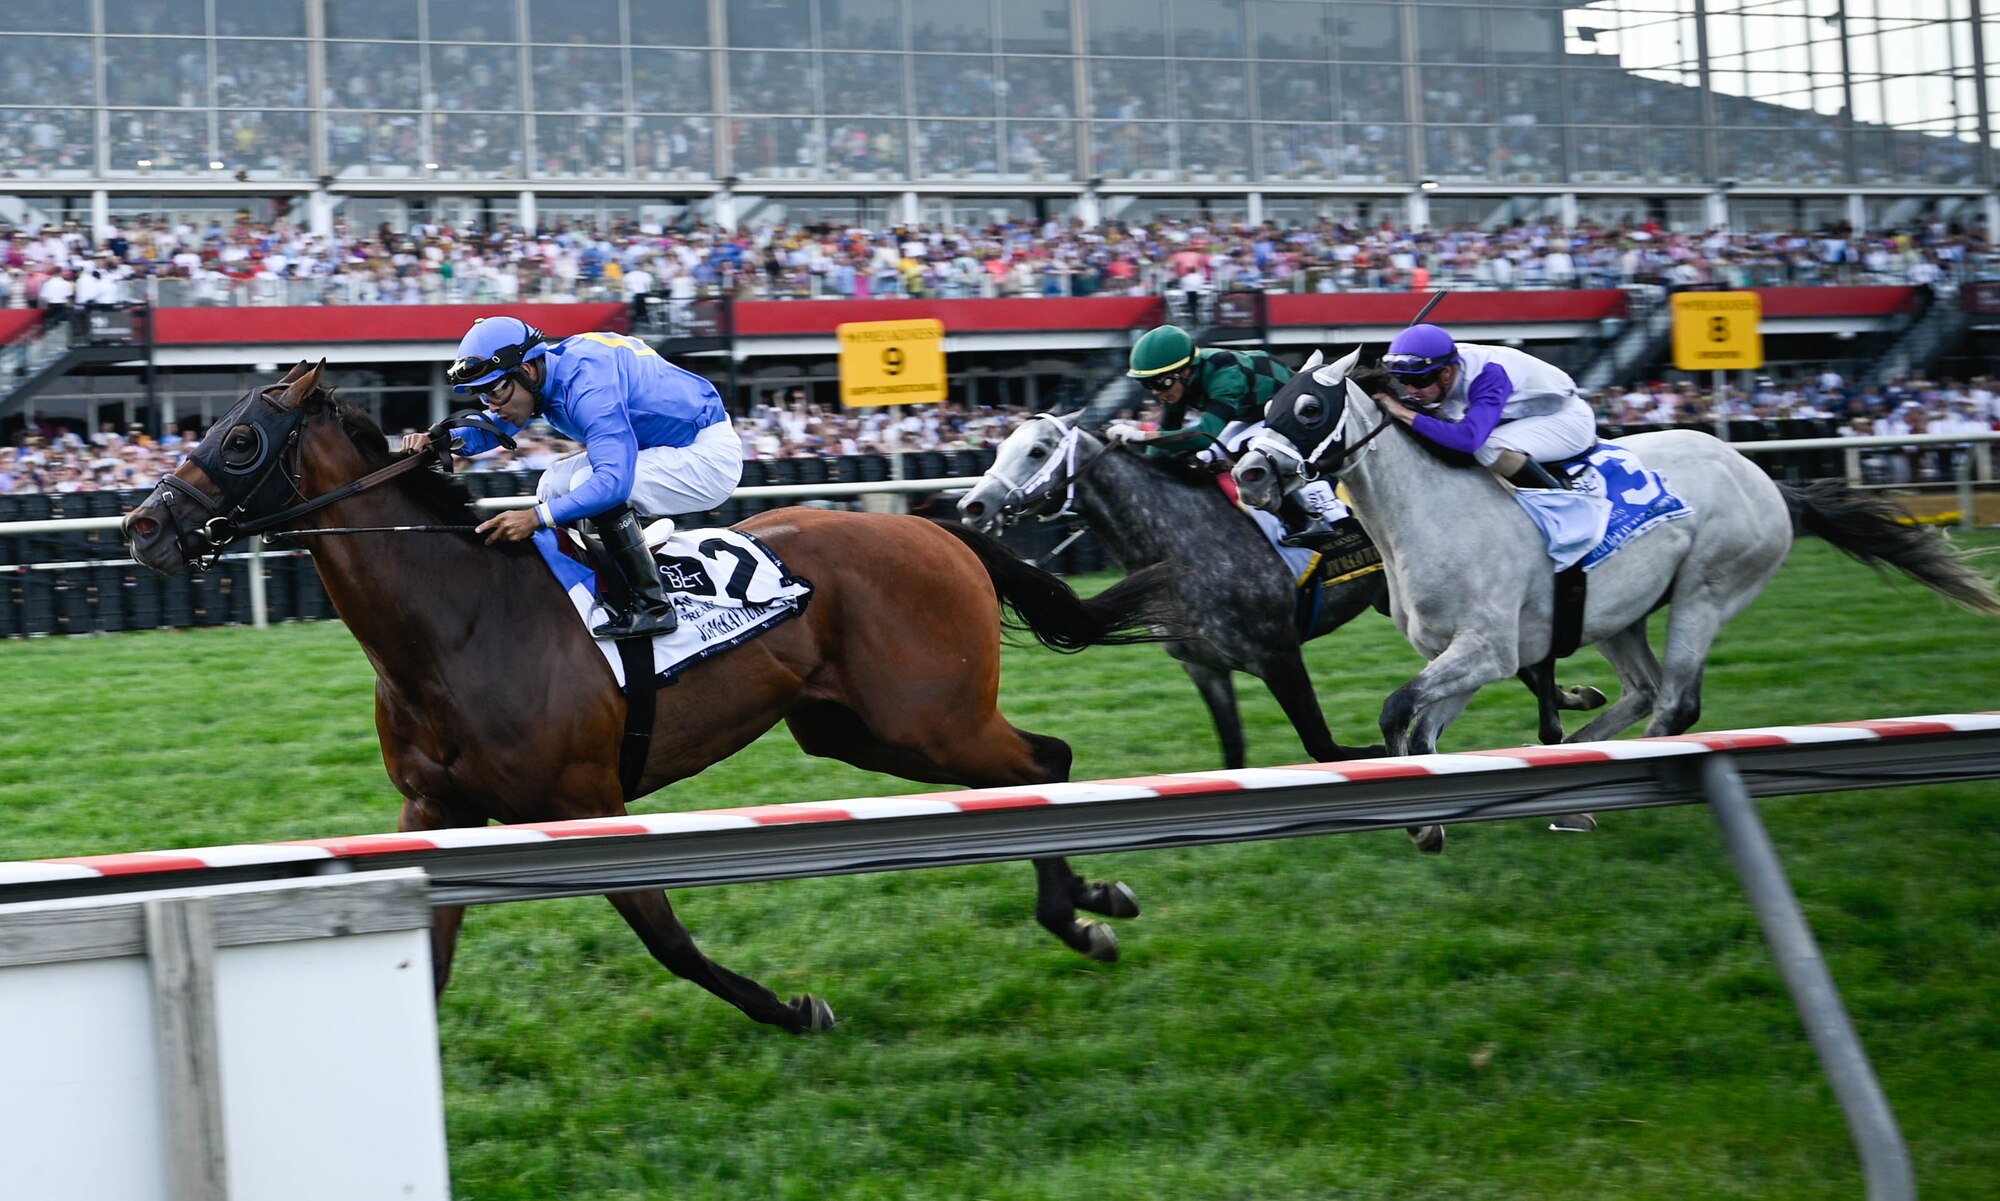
1111,324,1366,554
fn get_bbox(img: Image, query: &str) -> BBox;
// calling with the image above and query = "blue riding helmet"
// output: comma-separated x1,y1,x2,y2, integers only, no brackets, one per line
448,316,550,392
1382,324,1459,378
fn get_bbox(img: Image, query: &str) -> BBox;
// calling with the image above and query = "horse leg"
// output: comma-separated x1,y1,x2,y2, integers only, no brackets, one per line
396,795,480,997
1177,658,1248,769
787,702,1133,962
1514,661,1567,745
1558,683,1610,712
606,890,835,1033
1260,650,1376,761
1380,636,1506,853
1648,604,1728,737
1565,625,1661,743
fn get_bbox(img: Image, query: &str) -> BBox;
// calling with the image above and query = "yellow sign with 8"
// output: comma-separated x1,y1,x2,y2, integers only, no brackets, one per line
1670,291,1764,371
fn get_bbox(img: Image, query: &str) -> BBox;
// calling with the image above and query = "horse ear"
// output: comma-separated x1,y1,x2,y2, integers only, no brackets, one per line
274,360,325,410
1053,409,1083,428
1331,346,1362,377
1300,349,1325,372
275,361,310,385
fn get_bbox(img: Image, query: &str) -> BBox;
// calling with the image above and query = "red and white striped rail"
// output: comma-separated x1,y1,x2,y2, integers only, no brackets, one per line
5,713,1998,907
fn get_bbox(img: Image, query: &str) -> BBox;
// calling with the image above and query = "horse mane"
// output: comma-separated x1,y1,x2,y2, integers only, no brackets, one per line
324,392,486,527
1109,443,1225,491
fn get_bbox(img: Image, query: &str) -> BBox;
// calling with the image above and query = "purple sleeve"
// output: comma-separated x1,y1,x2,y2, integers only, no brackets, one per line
1409,361,1511,454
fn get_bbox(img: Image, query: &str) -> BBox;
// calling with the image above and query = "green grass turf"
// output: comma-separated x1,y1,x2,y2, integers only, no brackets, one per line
2,535,1998,1199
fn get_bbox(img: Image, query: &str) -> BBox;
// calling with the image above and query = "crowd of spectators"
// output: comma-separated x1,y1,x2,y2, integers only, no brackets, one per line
6,367,1996,496
2,209,1995,495
1,209,1992,315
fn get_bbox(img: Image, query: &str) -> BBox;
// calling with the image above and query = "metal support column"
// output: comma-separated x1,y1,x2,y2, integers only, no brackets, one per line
1703,755,1915,1201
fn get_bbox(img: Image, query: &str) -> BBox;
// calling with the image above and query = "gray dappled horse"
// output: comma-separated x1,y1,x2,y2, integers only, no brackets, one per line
959,411,1606,772
1235,348,2000,779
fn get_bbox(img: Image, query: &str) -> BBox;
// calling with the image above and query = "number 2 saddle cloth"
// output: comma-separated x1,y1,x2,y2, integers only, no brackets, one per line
531,522,813,686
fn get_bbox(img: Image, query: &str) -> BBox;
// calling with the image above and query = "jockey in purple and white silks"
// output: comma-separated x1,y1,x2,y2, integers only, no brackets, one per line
1375,324,1597,490
411,315,743,638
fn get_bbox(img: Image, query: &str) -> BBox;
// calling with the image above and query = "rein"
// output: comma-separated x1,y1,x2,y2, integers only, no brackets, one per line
1301,391,1396,480
172,409,514,568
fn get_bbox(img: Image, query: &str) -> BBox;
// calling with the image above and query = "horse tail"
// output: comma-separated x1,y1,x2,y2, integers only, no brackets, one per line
1780,479,2000,615
929,519,1184,652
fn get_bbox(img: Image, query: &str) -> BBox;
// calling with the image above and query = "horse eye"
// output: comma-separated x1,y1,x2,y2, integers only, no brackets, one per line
1028,446,1046,459
1296,398,1323,421
221,425,260,468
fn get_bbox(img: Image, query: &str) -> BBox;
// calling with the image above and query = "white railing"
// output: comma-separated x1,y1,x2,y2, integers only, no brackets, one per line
2,429,1997,633
6,713,1994,1201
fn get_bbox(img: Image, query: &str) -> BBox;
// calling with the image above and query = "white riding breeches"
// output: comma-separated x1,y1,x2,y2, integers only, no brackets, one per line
1474,395,1598,468
536,420,744,519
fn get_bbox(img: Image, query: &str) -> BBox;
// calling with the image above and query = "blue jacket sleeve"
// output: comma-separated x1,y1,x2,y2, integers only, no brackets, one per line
1410,361,1511,455
449,415,524,459
545,382,640,525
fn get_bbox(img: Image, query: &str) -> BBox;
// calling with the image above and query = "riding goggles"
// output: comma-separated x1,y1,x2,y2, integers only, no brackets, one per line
1391,367,1447,391
1139,373,1181,393
446,323,547,391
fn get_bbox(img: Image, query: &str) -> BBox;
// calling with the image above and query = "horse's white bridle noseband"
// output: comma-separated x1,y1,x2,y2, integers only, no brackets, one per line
993,413,1088,523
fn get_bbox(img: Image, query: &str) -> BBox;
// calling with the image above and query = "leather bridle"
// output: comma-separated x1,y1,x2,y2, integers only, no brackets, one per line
152,389,514,570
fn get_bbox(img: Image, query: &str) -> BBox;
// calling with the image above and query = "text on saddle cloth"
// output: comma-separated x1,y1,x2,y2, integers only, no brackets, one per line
1511,444,1694,573
531,526,813,687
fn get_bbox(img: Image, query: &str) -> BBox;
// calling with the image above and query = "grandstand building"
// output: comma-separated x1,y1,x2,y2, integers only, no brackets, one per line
1,0,1994,236
1,0,1996,440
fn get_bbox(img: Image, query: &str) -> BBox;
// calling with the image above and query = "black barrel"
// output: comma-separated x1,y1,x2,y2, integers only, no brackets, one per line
0,570,19,638
121,565,164,630
17,567,56,636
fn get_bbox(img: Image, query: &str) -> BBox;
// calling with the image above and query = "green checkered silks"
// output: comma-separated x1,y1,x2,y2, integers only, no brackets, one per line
1147,348,1294,455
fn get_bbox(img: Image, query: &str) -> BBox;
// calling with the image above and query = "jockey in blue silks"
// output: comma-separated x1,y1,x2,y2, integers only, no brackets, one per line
1375,323,1597,491
410,315,742,637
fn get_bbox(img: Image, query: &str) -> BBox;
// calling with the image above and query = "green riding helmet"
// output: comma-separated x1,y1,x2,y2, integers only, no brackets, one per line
1127,325,1195,379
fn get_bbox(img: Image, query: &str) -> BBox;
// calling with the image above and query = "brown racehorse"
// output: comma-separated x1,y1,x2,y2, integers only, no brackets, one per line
121,363,1181,1033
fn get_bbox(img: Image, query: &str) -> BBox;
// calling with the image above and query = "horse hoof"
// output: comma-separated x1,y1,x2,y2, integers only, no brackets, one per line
794,995,837,1032
1408,824,1446,854
1549,812,1598,833
1079,880,1141,919
1077,920,1120,962
1572,686,1609,710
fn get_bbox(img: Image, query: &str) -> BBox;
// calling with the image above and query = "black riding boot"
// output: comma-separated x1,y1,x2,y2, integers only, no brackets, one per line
1502,459,1570,490
1276,493,1370,554
591,505,678,638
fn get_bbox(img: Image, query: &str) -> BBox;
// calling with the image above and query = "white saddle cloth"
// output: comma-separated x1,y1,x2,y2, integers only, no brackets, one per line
542,524,813,686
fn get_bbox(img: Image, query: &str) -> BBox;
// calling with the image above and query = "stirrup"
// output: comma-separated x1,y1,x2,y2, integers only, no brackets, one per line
592,599,678,639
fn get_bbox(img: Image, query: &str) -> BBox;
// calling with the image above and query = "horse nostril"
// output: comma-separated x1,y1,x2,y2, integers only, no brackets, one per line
1241,466,1265,485
129,516,159,540
962,500,984,518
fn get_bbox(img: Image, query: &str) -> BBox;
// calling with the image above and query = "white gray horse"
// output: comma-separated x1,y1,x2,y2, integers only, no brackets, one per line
959,411,1606,771
1234,348,2000,775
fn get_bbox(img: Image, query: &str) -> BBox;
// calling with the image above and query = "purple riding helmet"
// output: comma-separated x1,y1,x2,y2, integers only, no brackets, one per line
1382,324,1460,385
